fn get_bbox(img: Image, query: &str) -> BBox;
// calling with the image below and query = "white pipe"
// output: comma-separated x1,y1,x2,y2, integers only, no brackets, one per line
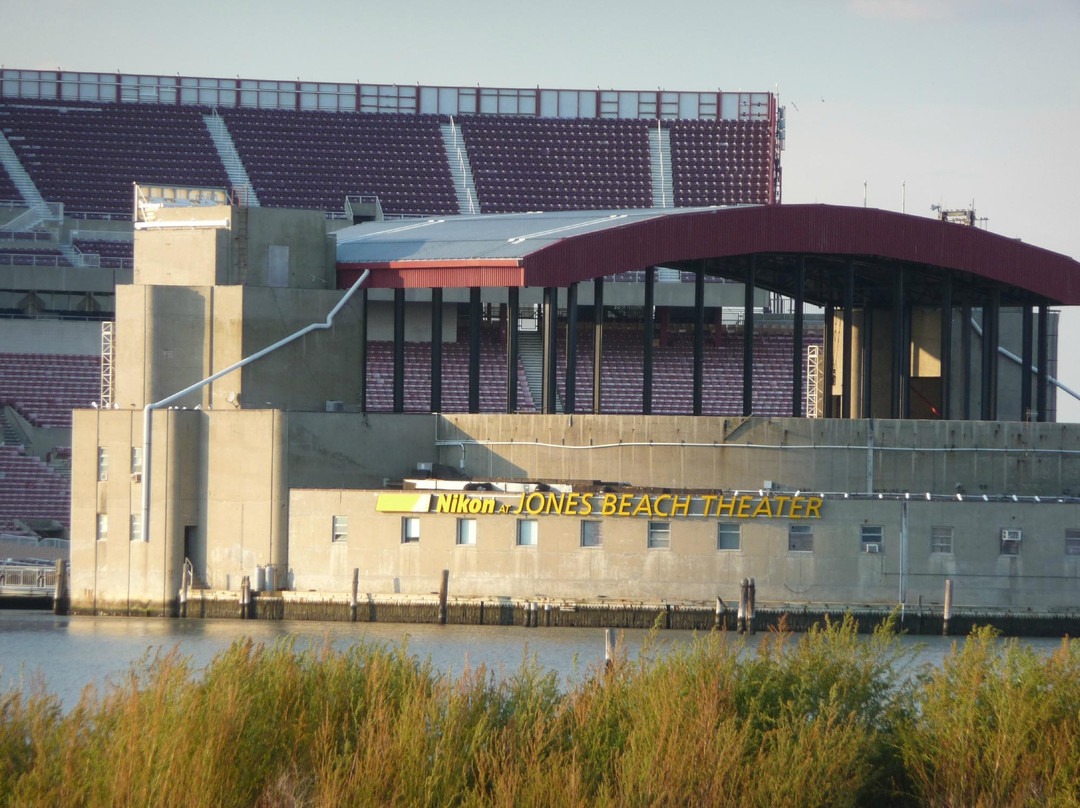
969,314,1080,402
139,270,370,542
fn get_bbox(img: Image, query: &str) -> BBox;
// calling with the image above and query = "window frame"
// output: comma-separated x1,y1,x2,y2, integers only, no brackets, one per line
716,522,741,551
1000,528,1021,556
332,515,348,543
516,518,538,547
97,447,109,481
96,513,108,541
931,525,954,555
647,521,671,549
457,517,477,546
401,516,420,544
580,520,602,548
130,513,143,542
1066,528,1080,557
860,524,883,553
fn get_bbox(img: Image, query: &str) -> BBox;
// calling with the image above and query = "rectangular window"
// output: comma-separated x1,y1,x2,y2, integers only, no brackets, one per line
332,515,348,542
516,519,538,546
647,521,670,549
457,518,477,545
98,447,109,481
580,520,602,547
1000,528,1022,556
789,524,813,552
96,514,108,541
931,526,954,554
130,446,143,475
402,517,420,544
1067,529,1080,557
130,513,143,542
717,523,741,551
861,525,883,553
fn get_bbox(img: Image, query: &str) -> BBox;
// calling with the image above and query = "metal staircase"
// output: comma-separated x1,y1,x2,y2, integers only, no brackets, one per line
518,331,562,412
0,130,62,230
440,118,479,214
203,111,260,206
648,121,673,209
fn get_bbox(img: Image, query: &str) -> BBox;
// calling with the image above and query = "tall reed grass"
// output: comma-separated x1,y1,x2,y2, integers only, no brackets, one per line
2,617,1078,807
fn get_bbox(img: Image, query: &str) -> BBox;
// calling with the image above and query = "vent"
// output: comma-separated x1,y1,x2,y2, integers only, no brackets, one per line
325,400,344,413
863,543,881,554
1002,529,1022,542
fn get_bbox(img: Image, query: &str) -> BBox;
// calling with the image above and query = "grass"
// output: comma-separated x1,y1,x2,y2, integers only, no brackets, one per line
2,616,1079,807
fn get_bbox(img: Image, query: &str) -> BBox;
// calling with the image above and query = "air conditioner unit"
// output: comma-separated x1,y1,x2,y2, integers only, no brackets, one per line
131,472,142,483
763,480,774,491
325,400,344,413
1002,529,1022,542
863,543,881,554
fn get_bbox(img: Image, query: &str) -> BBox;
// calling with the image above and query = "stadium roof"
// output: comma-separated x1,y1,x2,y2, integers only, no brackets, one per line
336,204,1080,305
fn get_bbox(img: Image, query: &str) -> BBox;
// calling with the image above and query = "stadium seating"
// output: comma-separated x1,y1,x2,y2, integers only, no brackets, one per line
220,108,457,215
459,117,652,213
0,100,229,215
0,165,22,204
72,239,133,268
0,247,70,266
668,119,773,207
0,353,100,428
0,445,70,534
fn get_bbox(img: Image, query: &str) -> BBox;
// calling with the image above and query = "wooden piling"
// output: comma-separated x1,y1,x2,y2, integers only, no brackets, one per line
737,578,748,634
350,568,359,622
604,628,616,670
946,578,954,639
437,569,449,625
240,575,250,620
714,596,725,630
52,559,68,615
747,578,757,635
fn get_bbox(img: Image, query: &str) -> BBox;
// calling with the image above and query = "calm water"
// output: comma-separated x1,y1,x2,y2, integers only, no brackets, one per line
0,610,1067,711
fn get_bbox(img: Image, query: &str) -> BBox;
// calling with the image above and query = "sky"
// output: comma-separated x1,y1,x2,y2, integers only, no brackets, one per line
3,0,1079,418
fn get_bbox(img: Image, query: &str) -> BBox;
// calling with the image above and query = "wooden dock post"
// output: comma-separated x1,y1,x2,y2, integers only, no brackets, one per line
943,579,953,636
350,568,359,622
714,596,725,630
438,569,449,625
747,578,757,635
604,628,616,670
240,575,251,620
737,578,748,634
544,601,552,626
52,559,68,615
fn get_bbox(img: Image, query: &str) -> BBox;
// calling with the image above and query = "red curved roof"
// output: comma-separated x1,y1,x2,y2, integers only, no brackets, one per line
337,204,1080,304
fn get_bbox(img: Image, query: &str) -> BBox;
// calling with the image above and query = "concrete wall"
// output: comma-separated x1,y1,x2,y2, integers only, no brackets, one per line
286,487,1080,611
0,318,101,354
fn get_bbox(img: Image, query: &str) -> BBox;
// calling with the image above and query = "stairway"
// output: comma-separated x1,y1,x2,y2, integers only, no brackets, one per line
440,119,479,214
0,130,60,230
203,111,260,206
518,331,562,412
648,122,673,209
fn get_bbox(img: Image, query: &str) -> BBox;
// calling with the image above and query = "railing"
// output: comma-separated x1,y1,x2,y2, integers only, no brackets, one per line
0,561,61,597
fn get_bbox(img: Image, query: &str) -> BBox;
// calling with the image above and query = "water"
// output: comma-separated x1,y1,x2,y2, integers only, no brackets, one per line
0,611,1067,711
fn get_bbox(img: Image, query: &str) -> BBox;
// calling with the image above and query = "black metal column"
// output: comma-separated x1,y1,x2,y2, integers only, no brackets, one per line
592,277,604,414
1021,304,1033,422
542,286,558,414
1037,304,1049,422
430,288,442,412
392,288,405,414
842,260,854,419
961,303,972,420
891,268,904,420
565,282,578,414
506,287,519,413
693,269,704,416
981,292,999,420
940,272,952,420
861,308,873,419
823,304,834,419
643,267,655,415
742,259,755,416
359,288,368,413
468,287,481,414
792,257,805,417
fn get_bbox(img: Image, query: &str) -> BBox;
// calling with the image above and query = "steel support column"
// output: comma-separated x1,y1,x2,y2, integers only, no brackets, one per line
542,286,558,414
693,269,704,415
891,268,904,419
393,288,405,414
1037,304,1049,422
981,292,999,420
359,288,368,413
565,282,578,414
643,268,655,415
823,303,834,419
961,303,972,420
940,272,952,420
506,287,519,414
468,287,481,414
742,259,755,417
1021,304,1033,421
431,288,443,412
792,257,805,417
592,277,604,414
842,260,854,419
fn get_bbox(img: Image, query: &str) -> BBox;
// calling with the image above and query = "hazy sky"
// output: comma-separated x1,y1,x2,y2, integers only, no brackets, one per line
3,0,1078,418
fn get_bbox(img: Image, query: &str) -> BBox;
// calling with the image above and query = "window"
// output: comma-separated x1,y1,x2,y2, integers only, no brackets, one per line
931,526,954,554
96,514,108,541
98,447,109,481
516,519,538,546
130,513,143,542
402,517,420,544
130,446,143,475
332,515,348,542
457,518,477,545
647,521,670,549
581,520,602,547
717,523,741,551
1000,528,1022,556
861,525,883,553
1067,529,1080,557
789,524,813,552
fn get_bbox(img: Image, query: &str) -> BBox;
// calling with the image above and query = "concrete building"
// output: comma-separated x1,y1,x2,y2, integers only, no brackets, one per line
69,202,1080,617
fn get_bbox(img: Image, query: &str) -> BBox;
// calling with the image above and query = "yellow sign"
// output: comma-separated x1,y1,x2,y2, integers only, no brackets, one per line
374,491,823,519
